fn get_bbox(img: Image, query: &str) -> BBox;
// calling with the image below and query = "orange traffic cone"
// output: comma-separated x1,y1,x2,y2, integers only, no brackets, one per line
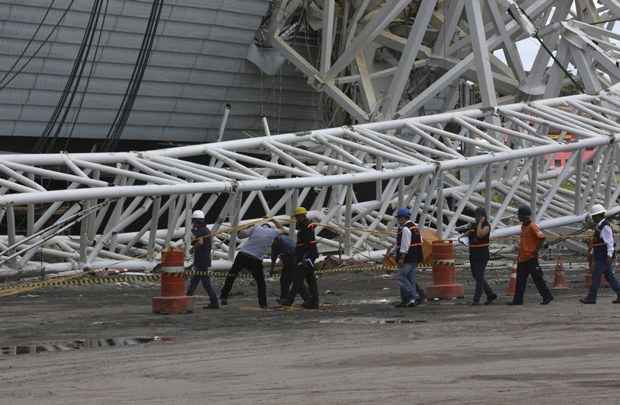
552,257,570,289
504,265,517,295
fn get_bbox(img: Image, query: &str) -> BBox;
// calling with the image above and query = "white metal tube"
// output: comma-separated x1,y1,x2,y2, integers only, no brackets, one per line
0,164,46,191
216,104,232,143
4,161,108,187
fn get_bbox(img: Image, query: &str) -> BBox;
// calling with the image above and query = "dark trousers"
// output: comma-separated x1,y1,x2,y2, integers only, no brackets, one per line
220,252,267,307
280,256,309,301
289,257,318,305
513,258,553,304
470,253,495,303
186,269,219,305
587,257,620,302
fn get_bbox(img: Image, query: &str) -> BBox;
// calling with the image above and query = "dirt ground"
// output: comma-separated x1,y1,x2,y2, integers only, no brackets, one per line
1,263,619,404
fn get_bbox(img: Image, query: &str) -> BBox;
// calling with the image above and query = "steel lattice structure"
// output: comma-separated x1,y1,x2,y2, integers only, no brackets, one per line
263,0,620,121
2,87,620,275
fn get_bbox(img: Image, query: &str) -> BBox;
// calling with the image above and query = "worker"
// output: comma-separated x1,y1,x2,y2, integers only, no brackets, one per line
580,204,620,304
391,207,423,308
290,207,320,309
465,208,497,305
186,210,219,309
219,220,282,308
508,205,553,305
270,232,309,305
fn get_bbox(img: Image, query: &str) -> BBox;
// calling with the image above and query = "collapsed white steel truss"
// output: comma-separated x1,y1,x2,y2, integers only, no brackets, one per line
268,0,620,122
2,86,620,275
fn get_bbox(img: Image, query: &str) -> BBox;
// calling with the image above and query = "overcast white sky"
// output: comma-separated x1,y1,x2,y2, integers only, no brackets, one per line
515,37,541,70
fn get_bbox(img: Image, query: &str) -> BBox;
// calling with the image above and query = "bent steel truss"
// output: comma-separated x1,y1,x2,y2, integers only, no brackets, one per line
2,87,620,274
267,0,620,122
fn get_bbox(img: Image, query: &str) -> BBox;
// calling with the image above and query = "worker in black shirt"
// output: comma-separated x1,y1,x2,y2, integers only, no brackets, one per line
464,208,497,305
292,207,320,309
186,210,219,309
271,233,309,305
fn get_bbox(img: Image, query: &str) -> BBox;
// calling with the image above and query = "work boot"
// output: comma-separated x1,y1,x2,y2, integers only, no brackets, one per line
540,297,554,305
580,298,596,304
416,283,426,302
484,294,498,305
302,302,319,310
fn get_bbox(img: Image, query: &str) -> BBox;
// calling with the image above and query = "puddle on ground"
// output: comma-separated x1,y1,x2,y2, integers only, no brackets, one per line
319,317,427,325
341,298,392,305
1,336,174,357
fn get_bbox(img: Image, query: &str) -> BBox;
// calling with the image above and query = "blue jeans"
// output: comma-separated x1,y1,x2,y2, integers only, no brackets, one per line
399,262,418,303
587,257,620,302
187,268,219,306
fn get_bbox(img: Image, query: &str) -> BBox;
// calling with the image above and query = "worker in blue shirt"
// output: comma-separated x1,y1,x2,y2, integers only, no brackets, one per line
220,219,282,308
186,210,219,309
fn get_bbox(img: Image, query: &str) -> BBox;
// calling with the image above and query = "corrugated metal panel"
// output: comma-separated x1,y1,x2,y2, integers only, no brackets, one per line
0,0,321,144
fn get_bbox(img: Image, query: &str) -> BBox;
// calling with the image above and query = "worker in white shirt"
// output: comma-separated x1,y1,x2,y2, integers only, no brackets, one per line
387,208,424,308
580,204,620,304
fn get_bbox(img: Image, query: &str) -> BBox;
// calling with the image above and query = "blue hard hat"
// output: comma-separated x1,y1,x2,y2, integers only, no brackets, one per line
517,205,532,217
396,207,411,218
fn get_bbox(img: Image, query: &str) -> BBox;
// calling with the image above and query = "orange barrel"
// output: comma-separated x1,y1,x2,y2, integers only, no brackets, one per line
152,248,193,314
425,240,464,300
160,249,186,296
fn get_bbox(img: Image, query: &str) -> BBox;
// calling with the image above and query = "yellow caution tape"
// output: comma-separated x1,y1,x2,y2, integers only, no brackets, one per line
0,274,159,297
0,259,470,298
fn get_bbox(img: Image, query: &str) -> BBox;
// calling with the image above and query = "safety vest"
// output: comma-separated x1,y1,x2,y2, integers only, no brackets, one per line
592,219,614,260
192,224,212,268
396,221,423,263
296,222,319,260
468,223,490,254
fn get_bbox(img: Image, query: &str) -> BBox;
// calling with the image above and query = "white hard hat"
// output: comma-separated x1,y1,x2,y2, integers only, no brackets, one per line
591,204,607,217
192,210,205,220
